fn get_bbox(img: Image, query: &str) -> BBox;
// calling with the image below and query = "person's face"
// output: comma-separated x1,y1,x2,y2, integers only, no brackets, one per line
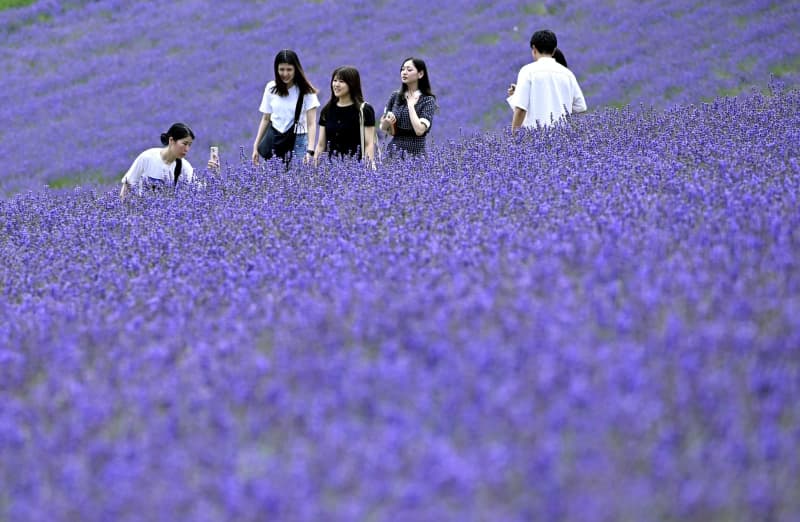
332,76,350,99
278,63,296,85
400,61,423,85
169,136,193,158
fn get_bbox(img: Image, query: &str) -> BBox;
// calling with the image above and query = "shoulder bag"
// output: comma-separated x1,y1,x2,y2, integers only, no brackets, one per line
257,91,305,162
359,102,380,166
384,91,399,136
173,158,182,186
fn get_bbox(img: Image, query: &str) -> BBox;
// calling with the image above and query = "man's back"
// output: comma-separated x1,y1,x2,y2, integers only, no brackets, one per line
512,56,586,128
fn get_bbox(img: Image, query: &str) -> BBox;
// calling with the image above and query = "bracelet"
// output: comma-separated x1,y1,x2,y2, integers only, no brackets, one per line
306,150,315,156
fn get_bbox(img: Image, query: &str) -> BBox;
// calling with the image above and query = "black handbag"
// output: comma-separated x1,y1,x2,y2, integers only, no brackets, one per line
257,91,305,161
173,158,182,186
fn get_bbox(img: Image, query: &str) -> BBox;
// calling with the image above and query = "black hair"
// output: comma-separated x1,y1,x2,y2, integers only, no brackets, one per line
322,66,365,115
398,57,435,99
530,29,558,55
270,49,317,96
553,48,568,68
160,123,195,146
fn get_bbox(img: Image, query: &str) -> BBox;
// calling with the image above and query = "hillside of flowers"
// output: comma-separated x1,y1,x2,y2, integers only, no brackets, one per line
1,82,799,519
1,0,799,194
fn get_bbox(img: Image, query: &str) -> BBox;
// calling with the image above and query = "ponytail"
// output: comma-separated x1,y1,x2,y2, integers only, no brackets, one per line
160,123,195,145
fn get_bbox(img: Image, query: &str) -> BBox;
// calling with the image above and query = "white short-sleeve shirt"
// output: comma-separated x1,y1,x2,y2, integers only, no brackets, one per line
512,56,587,127
121,148,195,195
259,81,320,134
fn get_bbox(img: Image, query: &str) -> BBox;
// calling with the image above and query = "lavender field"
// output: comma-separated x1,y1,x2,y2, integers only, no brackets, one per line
3,86,800,520
2,0,800,521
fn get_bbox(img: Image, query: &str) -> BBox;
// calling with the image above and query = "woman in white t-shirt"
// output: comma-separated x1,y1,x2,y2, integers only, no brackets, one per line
120,123,197,200
252,49,320,165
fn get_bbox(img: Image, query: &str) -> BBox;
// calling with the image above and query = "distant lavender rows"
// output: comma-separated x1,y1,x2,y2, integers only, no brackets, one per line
1,0,799,194
1,85,799,520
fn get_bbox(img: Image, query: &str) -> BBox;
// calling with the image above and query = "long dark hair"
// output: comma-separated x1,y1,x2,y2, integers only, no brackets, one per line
322,66,365,115
553,48,568,68
160,123,194,146
270,49,317,96
398,57,435,98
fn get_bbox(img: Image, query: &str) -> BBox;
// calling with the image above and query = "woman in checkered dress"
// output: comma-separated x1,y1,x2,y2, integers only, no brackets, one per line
380,57,437,157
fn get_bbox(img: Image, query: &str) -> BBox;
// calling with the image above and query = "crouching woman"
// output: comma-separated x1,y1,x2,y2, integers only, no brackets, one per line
120,123,198,200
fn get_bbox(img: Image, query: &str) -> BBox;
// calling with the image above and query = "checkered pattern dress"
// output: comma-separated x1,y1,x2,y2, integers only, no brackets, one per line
385,91,436,157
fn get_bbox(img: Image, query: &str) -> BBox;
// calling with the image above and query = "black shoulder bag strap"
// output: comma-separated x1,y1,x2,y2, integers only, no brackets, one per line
292,91,305,133
173,158,182,187
284,91,305,167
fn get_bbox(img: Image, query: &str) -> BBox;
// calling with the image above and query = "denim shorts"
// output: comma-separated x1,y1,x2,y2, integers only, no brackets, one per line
292,134,308,164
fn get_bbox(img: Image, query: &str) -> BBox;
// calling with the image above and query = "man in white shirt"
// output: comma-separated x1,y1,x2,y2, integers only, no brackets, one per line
511,29,587,132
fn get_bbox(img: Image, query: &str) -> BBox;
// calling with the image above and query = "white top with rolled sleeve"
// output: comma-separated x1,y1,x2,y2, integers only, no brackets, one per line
121,148,195,196
259,81,320,134
511,56,587,127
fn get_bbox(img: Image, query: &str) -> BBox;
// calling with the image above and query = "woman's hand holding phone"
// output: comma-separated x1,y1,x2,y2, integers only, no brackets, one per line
208,146,220,172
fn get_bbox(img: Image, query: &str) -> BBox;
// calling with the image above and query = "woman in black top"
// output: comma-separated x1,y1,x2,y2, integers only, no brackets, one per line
314,66,376,166
380,57,437,157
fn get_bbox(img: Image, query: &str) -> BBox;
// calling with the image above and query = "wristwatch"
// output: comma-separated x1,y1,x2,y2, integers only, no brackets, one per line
306,150,315,156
